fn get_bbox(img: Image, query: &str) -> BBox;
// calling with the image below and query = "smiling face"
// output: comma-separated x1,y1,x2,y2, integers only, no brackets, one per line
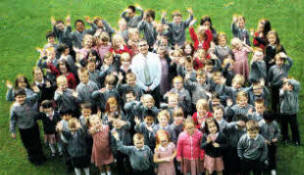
138,40,149,55
267,33,277,45
208,121,218,134
76,21,85,32
214,109,223,121
237,96,248,108
158,115,169,127
15,95,26,104
134,138,144,149
81,108,92,118
143,97,154,109
185,122,195,135
248,129,259,139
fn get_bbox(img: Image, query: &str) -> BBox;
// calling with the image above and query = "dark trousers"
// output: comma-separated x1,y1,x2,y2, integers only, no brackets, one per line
240,159,262,175
116,152,132,175
280,114,301,143
19,123,45,164
144,86,161,108
224,147,241,175
133,167,155,175
267,144,277,170
270,85,280,113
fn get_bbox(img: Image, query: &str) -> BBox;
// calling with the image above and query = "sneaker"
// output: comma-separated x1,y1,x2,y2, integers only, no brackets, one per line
271,169,277,175
51,152,56,158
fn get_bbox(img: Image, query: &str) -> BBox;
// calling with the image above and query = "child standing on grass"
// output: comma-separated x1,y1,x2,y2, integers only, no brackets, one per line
89,115,114,175
57,118,90,175
237,120,268,175
154,130,177,175
201,118,226,175
231,15,250,46
10,89,46,165
279,78,301,145
176,118,204,175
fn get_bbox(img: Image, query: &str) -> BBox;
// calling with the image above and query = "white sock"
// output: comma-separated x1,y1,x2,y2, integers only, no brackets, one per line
107,171,111,175
74,168,81,175
49,143,56,154
100,172,106,175
84,167,90,175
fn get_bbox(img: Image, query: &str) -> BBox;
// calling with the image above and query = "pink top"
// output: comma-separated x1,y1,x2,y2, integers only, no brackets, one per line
177,130,204,160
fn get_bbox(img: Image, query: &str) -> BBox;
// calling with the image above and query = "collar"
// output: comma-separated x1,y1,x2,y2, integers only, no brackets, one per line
247,133,259,140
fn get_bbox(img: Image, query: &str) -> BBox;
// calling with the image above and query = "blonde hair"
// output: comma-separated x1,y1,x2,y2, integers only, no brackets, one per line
105,74,116,85
231,38,242,49
236,91,248,101
217,32,227,41
141,94,155,104
120,52,131,61
196,99,209,110
173,75,183,83
68,118,81,132
246,120,259,131
78,67,88,77
157,110,171,121
232,74,245,86
56,75,67,85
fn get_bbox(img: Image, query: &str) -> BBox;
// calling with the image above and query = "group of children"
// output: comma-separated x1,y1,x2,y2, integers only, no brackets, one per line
7,4,301,175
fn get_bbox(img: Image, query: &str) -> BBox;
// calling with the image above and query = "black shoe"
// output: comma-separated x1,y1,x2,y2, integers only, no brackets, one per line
51,152,56,158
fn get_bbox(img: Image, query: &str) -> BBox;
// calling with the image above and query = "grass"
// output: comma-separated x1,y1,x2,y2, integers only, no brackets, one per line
0,0,303,174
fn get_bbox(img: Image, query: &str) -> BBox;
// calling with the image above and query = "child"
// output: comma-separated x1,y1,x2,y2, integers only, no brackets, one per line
192,99,213,130
231,37,253,80
110,34,132,55
200,15,217,42
9,89,46,165
230,91,254,119
54,75,79,116
121,5,144,28
94,32,112,62
113,132,155,175
249,47,267,83
161,9,194,46
167,76,191,115
93,16,115,39
138,9,157,47
51,15,73,47
57,118,90,175
213,32,233,62
99,52,119,85
251,19,271,50
88,115,114,175
6,75,36,102
265,30,286,71
58,44,77,76
213,106,228,132
247,81,271,107
231,15,250,46
248,99,265,122
189,20,213,51
135,94,159,120
153,110,177,143
259,112,280,175
169,107,185,143
176,118,203,175
154,130,177,175
118,72,143,100
37,100,63,157
201,118,226,175
134,110,157,150
237,120,268,175
117,18,129,43
223,115,247,175
268,52,293,113
76,68,99,109
222,57,235,86
57,60,77,89
279,78,301,145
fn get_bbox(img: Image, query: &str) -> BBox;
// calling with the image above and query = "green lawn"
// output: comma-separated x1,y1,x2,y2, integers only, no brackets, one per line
0,0,303,174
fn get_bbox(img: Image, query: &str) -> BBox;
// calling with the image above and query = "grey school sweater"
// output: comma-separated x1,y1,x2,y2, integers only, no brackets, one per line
10,93,40,134
280,79,300,115
54,88,78,112
138,20,157,47
53,26,73,47
66,23,97,48
268,57,293,87
121,8,144,28
161,15,193,46
185,79,210,104
259,119,280,141
237,134,268,161
116,142,154,171
76,80,99,104
249,60,267,83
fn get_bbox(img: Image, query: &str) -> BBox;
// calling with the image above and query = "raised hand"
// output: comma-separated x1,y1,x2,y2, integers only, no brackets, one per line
6,80,13,89
189,19,197,27
85,16,92,23
161,11,167,18
51,16,56,26
187,8,193,15
66,15,71,26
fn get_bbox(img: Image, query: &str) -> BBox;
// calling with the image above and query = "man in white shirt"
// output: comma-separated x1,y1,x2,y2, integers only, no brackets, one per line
131,39,162,106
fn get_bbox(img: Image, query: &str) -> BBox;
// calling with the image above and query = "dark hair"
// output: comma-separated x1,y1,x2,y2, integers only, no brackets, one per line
144,109,156,118
182,41,195,56
56,20,64,25
263,111,275,121
234,114,248,122
57,44,70,54
81,102,92,109
74,19,85,27
14,88,26,97
204,118,220,134
41,100,53,108
45,31,55,40
128,5,136,13
200,16,215,32
146,9,155,20
14,75,31,89
59,109,74,116
125,89,135,97
262,20,271,38
57,60,71,73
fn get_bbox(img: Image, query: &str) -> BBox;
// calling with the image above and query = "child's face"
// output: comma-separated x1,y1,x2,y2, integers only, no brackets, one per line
202,21,211,29
18,78,27,89
237,96,248,108
56,22,65,31
158,115,169,126
81,108,92,117
63,48,70,55
174,115,184,125
214,109,223,121
232,82,241,89
96,20,103,28
184,45,192,55
258,21,265,32
218,37,226,46
84,39,93,48
159,135,169,147
121,56,131,67
143,98,154,109
173,16,182,24
134,138,144,149
185,63,193,72
87,62,96,72
48,36,55,44
34,69,43,82
168,97,178,107
104,56,114,65
267,34,276,45
173,79,183,90
253,85,263,95
76,22,85,32
79,73,89,84
253,51,263,61
208,121,218,134
238,18,245,28
275,57,284,67
118,20,127,30
248,129,259,139
62,114,72,121
255,104,265,114
113,37,124,47
126,77,136,86
59,64,67,74
109,103,118,113
15,95,26,104
58,80,68,91
205,65,213,73
185,122,195,135
125,93,136,102
44,107,53,115
197,75,206,85
197,105,207,115
144,116,154,126
90,117,101,128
